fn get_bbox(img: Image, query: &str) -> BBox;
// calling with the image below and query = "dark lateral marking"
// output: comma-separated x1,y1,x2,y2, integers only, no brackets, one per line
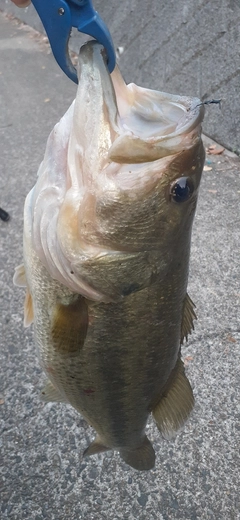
121,282,140,297
51,296,88,354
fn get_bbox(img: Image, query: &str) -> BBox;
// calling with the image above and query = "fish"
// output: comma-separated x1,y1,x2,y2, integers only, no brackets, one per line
14,41,205,471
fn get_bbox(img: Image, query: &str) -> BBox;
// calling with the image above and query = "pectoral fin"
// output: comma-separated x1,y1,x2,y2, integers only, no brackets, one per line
152,357,194,440
51,296,88,354
181,293,197,344
120,436,155,471
83,436,109,457
41,380,68,403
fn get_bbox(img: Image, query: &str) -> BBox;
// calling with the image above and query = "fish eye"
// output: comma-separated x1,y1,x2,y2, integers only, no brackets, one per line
170,177,194,203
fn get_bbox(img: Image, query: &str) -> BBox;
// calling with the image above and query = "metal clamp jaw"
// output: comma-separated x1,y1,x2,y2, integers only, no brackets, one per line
32,0,116,83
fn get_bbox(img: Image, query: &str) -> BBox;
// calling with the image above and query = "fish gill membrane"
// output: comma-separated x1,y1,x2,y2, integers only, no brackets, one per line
14,41,205,471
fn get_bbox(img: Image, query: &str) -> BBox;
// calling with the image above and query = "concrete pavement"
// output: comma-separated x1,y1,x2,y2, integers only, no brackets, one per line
0,11,239,520
1,0,240,155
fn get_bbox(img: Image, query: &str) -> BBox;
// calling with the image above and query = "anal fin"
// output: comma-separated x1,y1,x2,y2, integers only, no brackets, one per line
83,436,109,457
152,357,194,440
120,436,155,471
181,293,197,344
40,380,68,403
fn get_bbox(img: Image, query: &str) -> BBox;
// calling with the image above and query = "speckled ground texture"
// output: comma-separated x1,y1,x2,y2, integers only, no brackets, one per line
1,0,240,154
0,11,239,520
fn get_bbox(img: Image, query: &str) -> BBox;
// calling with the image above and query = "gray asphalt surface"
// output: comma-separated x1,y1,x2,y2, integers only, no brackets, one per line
0,11,240,520
1,0,240,155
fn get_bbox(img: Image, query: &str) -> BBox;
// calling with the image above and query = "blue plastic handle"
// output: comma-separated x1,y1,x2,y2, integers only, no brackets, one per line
31,0,116,83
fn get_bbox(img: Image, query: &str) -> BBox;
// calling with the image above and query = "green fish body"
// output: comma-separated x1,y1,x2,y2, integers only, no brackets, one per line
14,42,205,470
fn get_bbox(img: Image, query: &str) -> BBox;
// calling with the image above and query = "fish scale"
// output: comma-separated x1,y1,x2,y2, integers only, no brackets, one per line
14,41,205,470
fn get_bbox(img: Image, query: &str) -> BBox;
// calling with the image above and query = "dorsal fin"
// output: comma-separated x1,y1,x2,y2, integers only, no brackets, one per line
152,357,194,440
24,289,34,327
181,293,197,344
13,264,34,327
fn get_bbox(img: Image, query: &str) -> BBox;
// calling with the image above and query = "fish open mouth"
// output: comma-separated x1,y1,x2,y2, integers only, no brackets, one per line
26,40,204,302
73,41,204,166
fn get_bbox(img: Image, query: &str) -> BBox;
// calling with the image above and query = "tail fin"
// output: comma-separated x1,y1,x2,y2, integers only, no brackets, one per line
120,436,155,471
83,435,109,457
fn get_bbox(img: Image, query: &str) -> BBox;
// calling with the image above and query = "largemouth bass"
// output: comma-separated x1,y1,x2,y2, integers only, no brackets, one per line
14,41,205,471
